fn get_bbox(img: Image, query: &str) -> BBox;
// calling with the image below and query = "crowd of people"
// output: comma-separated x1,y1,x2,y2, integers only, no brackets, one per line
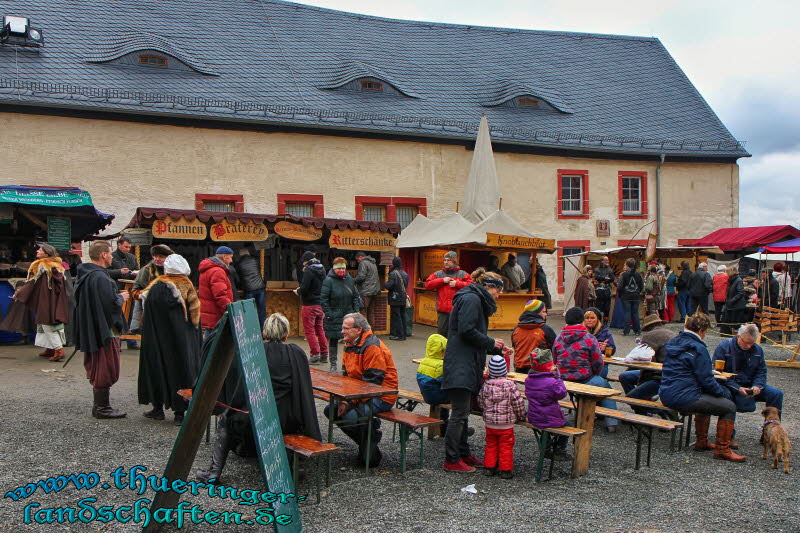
3,242,789,482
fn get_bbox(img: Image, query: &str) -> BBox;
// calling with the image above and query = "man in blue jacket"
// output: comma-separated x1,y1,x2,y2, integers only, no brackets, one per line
713,323,784,417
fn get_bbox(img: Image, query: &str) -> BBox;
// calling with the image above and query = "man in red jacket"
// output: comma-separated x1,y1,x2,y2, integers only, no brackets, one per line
712,265,729,325
424,251,472,337
198,246,234,337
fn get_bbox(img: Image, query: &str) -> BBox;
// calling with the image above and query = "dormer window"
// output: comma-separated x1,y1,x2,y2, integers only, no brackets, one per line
517,97,540,108
138,54,168,67
360,80,383,92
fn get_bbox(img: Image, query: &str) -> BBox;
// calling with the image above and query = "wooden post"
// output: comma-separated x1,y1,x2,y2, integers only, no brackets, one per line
530,252,537,295
571,398,598,477
260,248,265,278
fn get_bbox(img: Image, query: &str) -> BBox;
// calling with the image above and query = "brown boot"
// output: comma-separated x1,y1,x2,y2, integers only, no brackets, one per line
692,414,715,451
714,419,746,462
39,348,53,358
93,388,126,419
49,348,64,362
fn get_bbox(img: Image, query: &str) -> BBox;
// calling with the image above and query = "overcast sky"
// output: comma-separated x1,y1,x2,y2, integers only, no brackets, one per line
296,0,799,228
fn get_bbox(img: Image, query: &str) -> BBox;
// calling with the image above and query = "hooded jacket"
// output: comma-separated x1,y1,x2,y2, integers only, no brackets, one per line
354,256,380,297
343,329,398,405
198,257,233,329
298,259,325,306
416,334,449,405
424,266,473,313
511,310,556,371
441,283,502,393
658,331,730,409
590,325,616,356
525,370,568,428
477,377,526,429
713,336,767,413
320,269,361,339
553,324,604,381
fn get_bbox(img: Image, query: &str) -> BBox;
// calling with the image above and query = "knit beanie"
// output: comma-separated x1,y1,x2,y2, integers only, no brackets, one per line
565,306,584,325
444,251,457,261
215,246,234,255
488,354,507,378
524,299,544,313
301,251,316,263
531,348,554,372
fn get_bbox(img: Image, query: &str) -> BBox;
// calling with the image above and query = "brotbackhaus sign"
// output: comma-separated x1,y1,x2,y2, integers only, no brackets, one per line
273,221,323,242
210,220,269,242
485,233,555,251
329,229,396,251
152,216,208,240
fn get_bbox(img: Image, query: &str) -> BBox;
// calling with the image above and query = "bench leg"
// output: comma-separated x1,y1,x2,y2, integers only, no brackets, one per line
635,428,643,470
684,415,693,448
420,428,426,467
365,401,374,476
292,452,299,490
646,428,653,467
326,397,335,485
314,456,321,505
535,431,550,483
428,405,441,440
398,425,408,473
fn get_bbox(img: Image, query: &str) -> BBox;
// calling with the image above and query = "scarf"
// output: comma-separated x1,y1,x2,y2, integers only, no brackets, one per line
142,274,201,328
26,256,65,287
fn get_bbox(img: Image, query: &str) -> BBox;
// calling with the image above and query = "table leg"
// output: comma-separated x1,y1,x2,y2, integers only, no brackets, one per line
571,397,598,477
364,400,374,475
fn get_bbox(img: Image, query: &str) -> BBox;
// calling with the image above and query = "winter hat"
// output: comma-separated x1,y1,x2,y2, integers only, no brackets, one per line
531,348,554,372
38,243,58,257
641,313,663,330
301,251,316,263
488,355,507,378
565,306,584,325
523,299,544,313
215,246,234,255
355,251,368,259
332,258,348,269
444,251,457,261
164,254,191,276
481,276,505,290
150,244,174,257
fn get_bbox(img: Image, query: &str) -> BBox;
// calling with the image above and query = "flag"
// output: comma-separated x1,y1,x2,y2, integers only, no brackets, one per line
645,223,658,262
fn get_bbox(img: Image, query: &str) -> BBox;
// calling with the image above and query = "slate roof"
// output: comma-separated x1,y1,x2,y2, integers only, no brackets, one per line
0,0,749,158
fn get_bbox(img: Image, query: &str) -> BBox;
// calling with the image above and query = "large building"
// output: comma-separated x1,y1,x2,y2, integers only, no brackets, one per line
0,0,748,302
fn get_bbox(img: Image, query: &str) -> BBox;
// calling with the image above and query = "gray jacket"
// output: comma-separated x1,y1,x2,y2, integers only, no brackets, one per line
354,256,380,297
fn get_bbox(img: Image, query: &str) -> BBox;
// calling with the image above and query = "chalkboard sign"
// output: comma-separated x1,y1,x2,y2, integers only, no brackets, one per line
47,216,71,251
228,300,301,532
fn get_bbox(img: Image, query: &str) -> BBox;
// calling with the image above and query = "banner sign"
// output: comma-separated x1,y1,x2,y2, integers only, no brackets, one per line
329,229,396,251
485,233,555,251
0,187,94,208
274,221,323,242
210,220,269,242
121,228,153,247
152,216,208,240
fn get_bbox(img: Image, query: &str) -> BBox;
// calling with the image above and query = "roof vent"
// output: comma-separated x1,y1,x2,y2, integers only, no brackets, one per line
1,15,44,47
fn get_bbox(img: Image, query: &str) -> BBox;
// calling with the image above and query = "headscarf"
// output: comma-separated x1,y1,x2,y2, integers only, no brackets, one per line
164,254,191,275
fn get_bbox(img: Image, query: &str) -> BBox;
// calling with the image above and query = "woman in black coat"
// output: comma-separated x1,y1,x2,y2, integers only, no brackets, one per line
384,256,410,341
441,268,510,473
721,267,747,334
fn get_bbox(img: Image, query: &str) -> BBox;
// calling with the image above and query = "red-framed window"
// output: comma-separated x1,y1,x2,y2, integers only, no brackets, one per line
557,169,589,219
355,196,427,229
618,171,648,219
557,240,591,293
617,239,648,247
277,194,324,218
195,194,244,212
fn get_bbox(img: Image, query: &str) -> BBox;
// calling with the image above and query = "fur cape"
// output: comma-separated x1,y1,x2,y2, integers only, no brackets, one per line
25,256,65,287
141,274,201,328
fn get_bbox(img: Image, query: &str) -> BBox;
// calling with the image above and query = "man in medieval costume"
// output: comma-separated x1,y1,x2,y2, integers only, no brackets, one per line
138,254,201,426
128,244,174,333
74,240,129,419
3,243,70,361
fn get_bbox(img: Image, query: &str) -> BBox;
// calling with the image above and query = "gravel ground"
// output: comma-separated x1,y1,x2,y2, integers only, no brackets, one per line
0,318,797,532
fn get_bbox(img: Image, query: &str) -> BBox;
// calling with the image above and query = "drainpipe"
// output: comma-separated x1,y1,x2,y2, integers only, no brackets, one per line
656,154,665,246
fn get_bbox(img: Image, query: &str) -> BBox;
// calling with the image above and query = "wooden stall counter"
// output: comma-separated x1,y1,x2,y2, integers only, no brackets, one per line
414,287,543,330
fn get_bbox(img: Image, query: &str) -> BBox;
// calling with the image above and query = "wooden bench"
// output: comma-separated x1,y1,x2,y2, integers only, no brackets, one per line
283,434,339,503
377,408,443,472
517,421,586,482
395,389,451,439
313,390,331,402
559,400,683,469
606,375,620,382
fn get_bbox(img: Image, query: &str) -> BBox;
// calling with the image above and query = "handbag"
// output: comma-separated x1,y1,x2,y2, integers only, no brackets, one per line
623,344,655,363
396,270,412,308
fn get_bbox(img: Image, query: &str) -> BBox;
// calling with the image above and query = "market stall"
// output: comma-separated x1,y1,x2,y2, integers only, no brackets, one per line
122,207,400,335
0,185,113,342
397,210,556,330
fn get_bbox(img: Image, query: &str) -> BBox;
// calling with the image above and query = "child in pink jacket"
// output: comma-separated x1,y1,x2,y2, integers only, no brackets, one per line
477,355,526,479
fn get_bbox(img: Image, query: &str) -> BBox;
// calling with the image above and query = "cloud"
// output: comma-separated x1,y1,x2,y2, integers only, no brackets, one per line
739,149,800,227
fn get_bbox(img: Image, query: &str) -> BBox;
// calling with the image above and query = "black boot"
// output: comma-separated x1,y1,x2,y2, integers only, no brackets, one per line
196,424,230,484
144,404,165,420
328,354,338,373
93,388,126,419
174,412,184,426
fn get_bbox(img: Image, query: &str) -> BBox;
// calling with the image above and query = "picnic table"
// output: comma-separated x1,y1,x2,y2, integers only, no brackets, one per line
410,358,618,477
603,357,735,380
309,367,397,476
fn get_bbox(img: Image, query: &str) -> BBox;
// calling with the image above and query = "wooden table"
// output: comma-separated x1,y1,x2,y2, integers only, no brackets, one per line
603,357,735,381
309,367,397,476
410,358,618,477
506,371,619,477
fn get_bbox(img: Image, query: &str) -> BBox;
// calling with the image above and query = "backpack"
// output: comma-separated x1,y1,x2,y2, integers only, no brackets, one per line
624,272,640,295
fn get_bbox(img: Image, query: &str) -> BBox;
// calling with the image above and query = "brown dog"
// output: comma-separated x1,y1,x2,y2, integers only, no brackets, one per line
761,406,791,473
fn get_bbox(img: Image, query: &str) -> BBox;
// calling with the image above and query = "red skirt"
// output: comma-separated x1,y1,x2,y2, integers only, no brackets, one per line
83,338,121,389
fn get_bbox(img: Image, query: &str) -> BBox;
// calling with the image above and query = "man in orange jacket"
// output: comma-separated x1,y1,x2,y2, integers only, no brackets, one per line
325,312,398,468
424,251,472,337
